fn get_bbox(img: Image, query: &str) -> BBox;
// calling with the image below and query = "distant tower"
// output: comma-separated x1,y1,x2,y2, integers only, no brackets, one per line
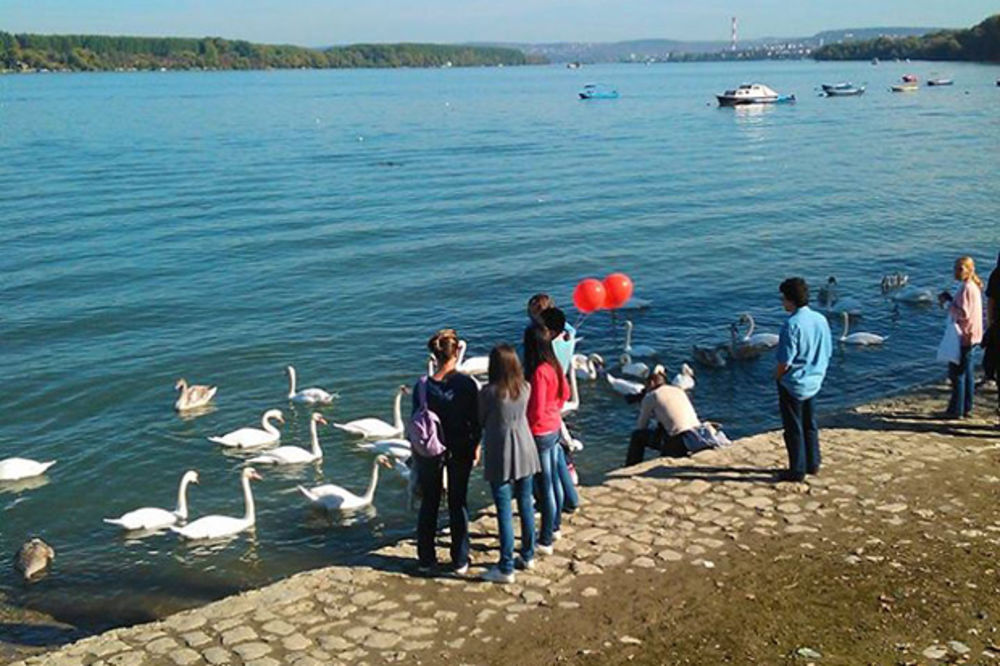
731,17,738,52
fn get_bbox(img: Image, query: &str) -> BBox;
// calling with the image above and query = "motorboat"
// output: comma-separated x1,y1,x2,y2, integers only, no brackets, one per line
822,82,865,96
579,83,619,99
566,61,582,69
891,83,919,93
927,78,953,86
716,83,795,106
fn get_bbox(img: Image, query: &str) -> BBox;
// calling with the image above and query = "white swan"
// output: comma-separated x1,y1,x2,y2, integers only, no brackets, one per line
671,363,696,390
357,438,412,461
104,470,199,531
561,365,581,414
248,413,327,465
603,371,644,396
839,312,886,346
286,365,336,405
892,285,934,304
298,455,391,511
572,353,604,380
619,352,650,379
738,313,780,350
172,468,262,540
208,409,284,449
0,458,57,482
174,378,217,412
333,386,408,439
725,324,763,361
624,320,657,357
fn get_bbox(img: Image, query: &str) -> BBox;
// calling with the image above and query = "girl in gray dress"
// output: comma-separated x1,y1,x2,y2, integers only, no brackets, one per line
479,344,541,584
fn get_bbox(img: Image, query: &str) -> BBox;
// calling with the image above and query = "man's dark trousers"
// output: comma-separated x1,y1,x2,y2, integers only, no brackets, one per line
778,383,820,477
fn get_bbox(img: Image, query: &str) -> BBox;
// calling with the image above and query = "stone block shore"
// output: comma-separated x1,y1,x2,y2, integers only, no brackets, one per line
8,381,1000,665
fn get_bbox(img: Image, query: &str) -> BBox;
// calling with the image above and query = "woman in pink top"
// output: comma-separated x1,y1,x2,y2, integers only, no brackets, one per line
940,256,984,418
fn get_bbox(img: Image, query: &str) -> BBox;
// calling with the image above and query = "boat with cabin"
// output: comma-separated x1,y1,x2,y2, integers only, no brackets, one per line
716,83,795,106
579,83,619,100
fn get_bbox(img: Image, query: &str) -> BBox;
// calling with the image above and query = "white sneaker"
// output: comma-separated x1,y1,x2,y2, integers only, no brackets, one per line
454,563,469,576
553,530,562,542
515,555,535,571
481,566,515,584
536,544,554,556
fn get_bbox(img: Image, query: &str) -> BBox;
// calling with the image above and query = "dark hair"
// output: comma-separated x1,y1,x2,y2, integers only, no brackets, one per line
428,328,460,365
527,293,553,326
522,325,568,400
779,278,809,308
646,367,668,390
539,307,566,337
488,344,525,401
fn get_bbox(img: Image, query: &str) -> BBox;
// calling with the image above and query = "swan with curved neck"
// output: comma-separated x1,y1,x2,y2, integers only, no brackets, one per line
333,386,409,439
174,378,217,412
286,365,337,404
249,413,328,465
624,320,657,357
298,455,392,511
671,363,696,390
561,363,581,414
738,313,780,350
104,470,199,531
572,353,604,380
619,352,650,379
172,468,262,540
0,458,56,482
839,312,886,346
208,409,284,449
602,369,644,396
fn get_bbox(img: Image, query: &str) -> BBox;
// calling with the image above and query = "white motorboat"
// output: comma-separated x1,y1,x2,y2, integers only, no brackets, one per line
716,83,795,106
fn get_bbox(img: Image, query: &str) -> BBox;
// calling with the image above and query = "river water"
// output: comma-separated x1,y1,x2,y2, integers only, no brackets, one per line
2,60,998,633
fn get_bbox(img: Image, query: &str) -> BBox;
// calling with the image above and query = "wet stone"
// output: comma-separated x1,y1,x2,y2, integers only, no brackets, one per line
232,642,271,660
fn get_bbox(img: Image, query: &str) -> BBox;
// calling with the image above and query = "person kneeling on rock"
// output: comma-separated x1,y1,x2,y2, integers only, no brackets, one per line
626,368,704,466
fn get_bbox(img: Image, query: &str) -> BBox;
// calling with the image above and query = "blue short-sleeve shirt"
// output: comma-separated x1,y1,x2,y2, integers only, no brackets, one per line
777,306,833,400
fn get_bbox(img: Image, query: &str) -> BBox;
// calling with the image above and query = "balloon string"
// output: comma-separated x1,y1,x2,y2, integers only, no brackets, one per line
574,313,588,330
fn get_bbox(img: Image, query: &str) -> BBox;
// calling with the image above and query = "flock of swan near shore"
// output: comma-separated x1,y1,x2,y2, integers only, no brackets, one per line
2,273,931,571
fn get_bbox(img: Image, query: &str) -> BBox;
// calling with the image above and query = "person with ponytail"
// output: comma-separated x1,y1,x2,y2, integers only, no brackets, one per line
939,256,984,418
412,329,481,574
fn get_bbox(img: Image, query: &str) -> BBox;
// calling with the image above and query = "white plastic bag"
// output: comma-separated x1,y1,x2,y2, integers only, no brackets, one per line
936,313,961,365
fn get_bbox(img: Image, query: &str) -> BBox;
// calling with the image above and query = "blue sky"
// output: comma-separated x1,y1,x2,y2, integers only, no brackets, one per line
1,0,995,44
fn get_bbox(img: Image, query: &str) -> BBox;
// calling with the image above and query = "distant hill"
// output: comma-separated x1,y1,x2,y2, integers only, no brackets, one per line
474,27,936,63
0,33,540,72
814,14,1000,61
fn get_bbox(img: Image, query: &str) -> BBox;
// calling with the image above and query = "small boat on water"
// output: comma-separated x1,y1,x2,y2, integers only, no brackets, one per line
822,82,865,96
716,83,795,106
891,83,919,93
566,61,582,69
579,83,619,100
927,78,953,86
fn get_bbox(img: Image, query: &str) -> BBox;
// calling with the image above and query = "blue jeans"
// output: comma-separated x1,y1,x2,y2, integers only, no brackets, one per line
778,383,820,477
553,444,579,530
490,476,535,574
533,432,560,547
415,453,473,568
947,345,974,417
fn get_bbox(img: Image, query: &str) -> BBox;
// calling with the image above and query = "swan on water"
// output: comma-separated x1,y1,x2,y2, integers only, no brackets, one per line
572,353,604,380
208,409,284,449
839,312,886,346
738,313,780,350
333,386,409,439
286,365,337,405
357,438,412,461
174,378,217,412
818,276,863,316
692,344,727,368
624,320,657,357
0,458,56,482
880,272,909,293
15,538,54,581
103,470,199,531
298,455,392,511
671,363,696,390
892,285,934,304
725,324,763,361
171,468,262,540
619,352,650,379
248,413,327,465
561,364,581,414
603,370,644,396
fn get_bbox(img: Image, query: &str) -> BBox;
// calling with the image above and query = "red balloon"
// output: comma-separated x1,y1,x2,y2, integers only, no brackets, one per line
573,278,607,314
602,273,634,309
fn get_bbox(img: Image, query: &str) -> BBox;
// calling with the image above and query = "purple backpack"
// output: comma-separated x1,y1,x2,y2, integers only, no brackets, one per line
406,377,446,458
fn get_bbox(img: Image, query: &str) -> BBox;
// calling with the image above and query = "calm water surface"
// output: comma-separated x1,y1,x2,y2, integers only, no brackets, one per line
2,60,999,631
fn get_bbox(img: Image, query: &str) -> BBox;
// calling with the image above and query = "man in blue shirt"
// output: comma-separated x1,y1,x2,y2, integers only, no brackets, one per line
775,277,833,482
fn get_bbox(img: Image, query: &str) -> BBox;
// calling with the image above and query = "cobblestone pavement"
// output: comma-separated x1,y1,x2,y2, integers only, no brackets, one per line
14,383,1000,666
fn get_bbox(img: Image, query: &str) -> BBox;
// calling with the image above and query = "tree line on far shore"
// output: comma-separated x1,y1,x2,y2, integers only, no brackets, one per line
813,14,999,61
0,33,543,72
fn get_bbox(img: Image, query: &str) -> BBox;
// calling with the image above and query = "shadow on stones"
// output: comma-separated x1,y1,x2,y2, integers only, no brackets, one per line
0,622,84,649
637,464,779,484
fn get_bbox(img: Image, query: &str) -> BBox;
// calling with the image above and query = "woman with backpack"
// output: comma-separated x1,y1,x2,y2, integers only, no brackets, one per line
411,329,481,574
523,315,569,555
478,344,540,584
